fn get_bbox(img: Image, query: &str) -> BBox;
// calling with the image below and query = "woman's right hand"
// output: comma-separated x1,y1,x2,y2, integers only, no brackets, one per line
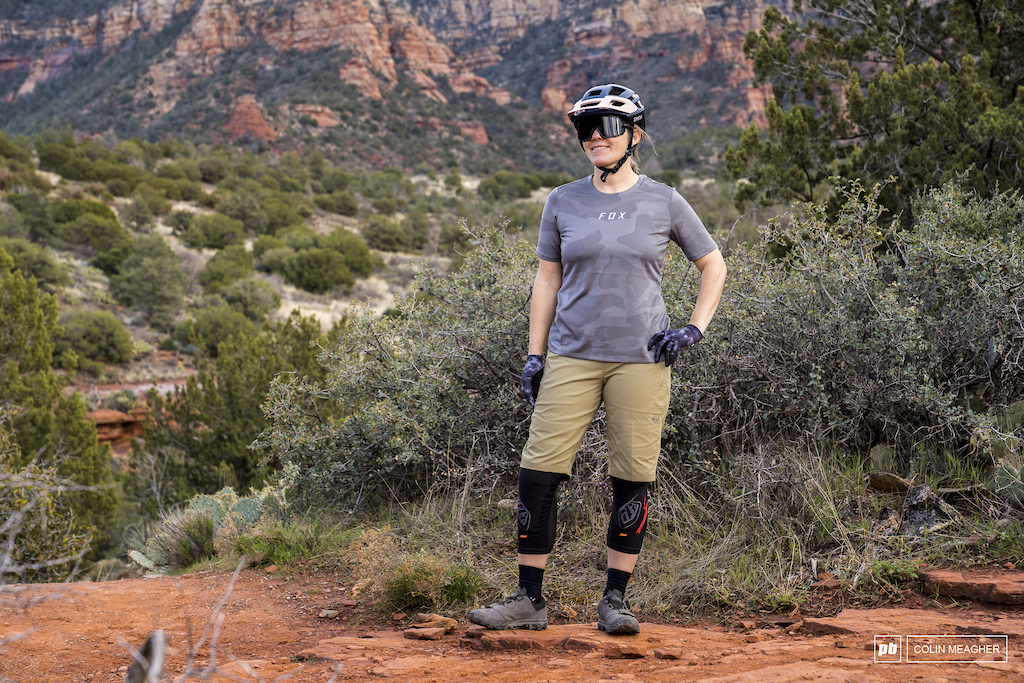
521,355,545,407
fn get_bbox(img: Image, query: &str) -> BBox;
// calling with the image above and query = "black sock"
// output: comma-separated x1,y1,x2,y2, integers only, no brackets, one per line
605,567,631,597
518,564,545,601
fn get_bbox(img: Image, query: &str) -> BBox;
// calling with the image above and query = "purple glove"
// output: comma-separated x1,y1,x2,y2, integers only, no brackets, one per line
521,354,544,407
647,325,703,366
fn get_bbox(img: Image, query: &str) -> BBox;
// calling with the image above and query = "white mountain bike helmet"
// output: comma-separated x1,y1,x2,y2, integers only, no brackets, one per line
566,83,646,182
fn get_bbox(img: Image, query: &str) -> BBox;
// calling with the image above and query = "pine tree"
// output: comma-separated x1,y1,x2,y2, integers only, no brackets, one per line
0,249,118,557
727,0,1024,218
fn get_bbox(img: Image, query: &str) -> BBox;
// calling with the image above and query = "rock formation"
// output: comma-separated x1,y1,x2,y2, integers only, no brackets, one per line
0,0,785,139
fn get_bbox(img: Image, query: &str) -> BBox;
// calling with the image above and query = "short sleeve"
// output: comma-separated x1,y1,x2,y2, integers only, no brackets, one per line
536,188,562,262
669,190,718,261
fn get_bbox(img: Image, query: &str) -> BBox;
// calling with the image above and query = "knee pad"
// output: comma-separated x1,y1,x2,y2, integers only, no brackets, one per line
606,478,650,554
516,468,567,555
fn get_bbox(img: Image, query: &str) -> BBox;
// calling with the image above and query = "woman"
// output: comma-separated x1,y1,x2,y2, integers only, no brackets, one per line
469,83,727,635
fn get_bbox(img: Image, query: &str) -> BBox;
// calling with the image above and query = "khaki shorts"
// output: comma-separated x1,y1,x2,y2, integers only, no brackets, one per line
521,353,671,482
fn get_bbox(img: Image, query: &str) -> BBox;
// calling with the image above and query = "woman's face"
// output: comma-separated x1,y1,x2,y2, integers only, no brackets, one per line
582,124,638,168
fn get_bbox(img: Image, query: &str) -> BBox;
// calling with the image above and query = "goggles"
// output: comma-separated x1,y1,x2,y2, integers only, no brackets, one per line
573,115,630,141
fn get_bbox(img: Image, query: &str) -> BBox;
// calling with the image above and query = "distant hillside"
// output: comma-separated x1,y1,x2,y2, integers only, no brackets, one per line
0,0,782,173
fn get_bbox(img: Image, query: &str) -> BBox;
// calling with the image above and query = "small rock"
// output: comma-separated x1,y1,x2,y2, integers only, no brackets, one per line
465,626,488,638
1006,562,1017,571
562,635,602,651
318,610,340,619
744,634,764,643
341,599,358,607
410,613,458,632
654,647,682,659
403,627,445,640
264,565,278,573
480,632,548,651
785,621,805,633
604,643,646,659
739,620,756,630
391,611,407,621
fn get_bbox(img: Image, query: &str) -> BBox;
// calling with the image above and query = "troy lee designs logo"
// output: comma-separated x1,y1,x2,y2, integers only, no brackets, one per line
598,212,627,220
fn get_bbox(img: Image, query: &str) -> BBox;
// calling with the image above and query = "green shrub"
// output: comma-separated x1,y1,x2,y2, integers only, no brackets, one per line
313,190,358,216
57,213,131,255
220,276,281,320
363,214,426,252
90,241,135,276
176,179,208,203
0,237,70,290
165,210,194,234
141,509,215,571
255,225,534,505
316,228,377,278
182,213,245,250
278,225,317,250
198,245,255,295
477,171,542,201
371,195,400,215
198,156,230,184
110,235,187,330
661,180,1024,466
51,198,118,225
262,196,304,232
321,168,352,193
253,234,287,260
384,551,482,610
119,195,154,232
257,246,294,273
36,142,73,173
0,131,32,165
55,310,134,364
174,306,256,356
132,183,173,215
276,248,353,294
145,176,182,202
217,192,269,234
333,190,359,216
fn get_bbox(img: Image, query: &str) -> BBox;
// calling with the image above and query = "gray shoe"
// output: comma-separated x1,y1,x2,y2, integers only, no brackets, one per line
598,589,640,635
467,587,548,630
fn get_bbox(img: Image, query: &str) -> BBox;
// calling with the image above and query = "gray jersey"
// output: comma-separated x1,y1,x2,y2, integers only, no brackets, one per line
537,175,717,363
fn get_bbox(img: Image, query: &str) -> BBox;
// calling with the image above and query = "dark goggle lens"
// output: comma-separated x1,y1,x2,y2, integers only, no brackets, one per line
574,115,628,141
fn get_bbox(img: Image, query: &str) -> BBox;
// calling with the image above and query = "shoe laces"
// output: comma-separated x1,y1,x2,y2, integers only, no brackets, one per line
604,592,634,615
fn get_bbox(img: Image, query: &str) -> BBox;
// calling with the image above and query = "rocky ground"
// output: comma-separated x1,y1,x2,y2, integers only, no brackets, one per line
1,567,1023,682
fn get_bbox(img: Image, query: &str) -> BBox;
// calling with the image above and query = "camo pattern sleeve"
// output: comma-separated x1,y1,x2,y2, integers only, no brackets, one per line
536,176,717,363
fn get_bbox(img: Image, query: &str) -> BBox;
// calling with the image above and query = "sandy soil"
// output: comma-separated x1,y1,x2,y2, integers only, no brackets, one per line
2,568,1023,682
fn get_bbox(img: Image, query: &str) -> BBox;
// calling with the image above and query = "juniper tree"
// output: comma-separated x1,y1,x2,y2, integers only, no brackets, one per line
727,0,1024,219
0,249,118,556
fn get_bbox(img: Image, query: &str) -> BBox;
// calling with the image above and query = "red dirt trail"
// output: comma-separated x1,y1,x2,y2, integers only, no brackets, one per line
1,569,1023,682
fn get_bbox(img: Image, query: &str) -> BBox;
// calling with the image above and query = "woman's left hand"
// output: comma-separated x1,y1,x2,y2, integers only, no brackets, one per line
647,325,702,366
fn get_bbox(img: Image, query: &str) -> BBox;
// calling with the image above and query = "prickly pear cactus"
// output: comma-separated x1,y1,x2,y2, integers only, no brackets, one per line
187,495,225,524
231,497,262,525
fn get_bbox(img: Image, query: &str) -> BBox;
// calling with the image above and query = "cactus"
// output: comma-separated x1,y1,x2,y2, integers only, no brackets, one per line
187,495,226,525
232,497,262,525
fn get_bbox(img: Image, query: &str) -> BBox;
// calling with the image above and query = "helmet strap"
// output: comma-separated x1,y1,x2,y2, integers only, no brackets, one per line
595,128,637,183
